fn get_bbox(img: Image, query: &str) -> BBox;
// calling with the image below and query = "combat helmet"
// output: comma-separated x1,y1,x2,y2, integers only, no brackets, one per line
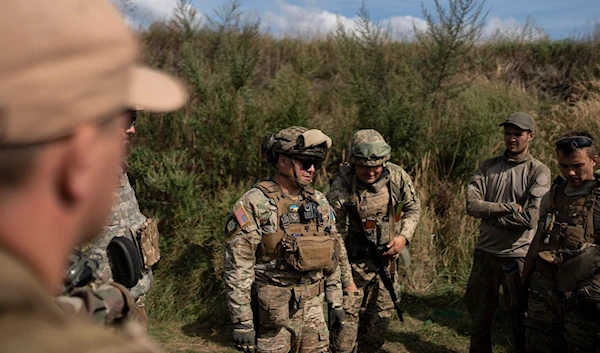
349,129,391,166
262,126,332,186
262,126,332,164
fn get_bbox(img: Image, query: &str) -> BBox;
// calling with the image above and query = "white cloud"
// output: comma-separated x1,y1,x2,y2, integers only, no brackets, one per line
262,0,428,39
482,16,547,41
388,15,428,39
112,0,204,28
263,0,350,37
131,0,179,21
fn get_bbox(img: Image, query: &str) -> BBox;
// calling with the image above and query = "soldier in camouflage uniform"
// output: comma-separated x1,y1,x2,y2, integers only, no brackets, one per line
466,113,550,353
327,129,421,353
80,108,161,326
223,126,347,353
522,131,600,353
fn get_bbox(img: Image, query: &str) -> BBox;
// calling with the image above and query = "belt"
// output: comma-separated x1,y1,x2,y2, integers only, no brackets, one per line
292,280,324,308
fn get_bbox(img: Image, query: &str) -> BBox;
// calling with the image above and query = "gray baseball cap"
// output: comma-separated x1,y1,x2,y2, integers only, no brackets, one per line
499,112,535,132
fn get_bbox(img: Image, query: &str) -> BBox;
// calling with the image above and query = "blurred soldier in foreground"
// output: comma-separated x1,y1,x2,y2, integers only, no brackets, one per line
79,107,161,325
0,0,186,352
327,129,420,353
465,113,550,353
523,131,600,353
223,126,346,353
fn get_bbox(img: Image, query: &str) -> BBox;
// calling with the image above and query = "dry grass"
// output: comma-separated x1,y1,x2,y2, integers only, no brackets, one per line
149,289,517,353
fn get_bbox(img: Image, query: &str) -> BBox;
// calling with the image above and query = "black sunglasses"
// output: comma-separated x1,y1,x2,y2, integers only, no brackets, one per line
556,136,593,150
295,158,322,171
128,110,137,128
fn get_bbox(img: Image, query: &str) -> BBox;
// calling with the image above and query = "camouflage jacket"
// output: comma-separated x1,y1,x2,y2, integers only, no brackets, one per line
327,162,421,287
55,282,134,326
223,181,344,325
80,172,153,299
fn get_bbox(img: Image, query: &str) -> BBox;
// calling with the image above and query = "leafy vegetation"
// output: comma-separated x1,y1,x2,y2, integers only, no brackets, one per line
123,1,600,350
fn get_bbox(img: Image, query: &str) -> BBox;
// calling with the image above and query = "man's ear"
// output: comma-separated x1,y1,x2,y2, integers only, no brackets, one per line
276,154,287,170
592,155,598,167
528,132,535,142
57,125,96,207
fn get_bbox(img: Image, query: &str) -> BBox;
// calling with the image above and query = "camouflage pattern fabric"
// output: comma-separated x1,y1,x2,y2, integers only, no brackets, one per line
256,285,329,353
463,249,524,353
223,183,343,352
525,271,568,353
348,129,391,167
327,162,420,353
329,290,362,353
80,172,153,306
354,261,399,353
55,282,135,326
0,249,163,353
526,267,600,352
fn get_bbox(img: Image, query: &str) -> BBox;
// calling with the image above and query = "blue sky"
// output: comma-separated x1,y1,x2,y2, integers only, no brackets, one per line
124,0,600,39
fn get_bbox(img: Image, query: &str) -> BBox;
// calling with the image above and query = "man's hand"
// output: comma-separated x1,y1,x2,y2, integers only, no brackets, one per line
329,305,346,329
382,236,407,259
343,282,359,293
232,322,255,352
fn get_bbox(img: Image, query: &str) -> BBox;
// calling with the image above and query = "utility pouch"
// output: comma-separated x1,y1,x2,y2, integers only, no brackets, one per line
107,234,142,288
257,285,292,327
557,245,600,293
547,222,567,248
281,233,337,272
562,225,586,250
377,221,391,245
137,218,161,269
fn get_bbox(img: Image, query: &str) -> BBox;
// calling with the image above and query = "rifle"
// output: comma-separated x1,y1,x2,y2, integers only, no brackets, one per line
503,259,526,353
62,250,99,295
343,200,404,322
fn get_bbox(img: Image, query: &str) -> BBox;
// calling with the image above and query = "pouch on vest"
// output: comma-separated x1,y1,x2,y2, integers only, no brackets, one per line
556,245,600,293
377,221,391,245
281,233,338,272
562,225,586,250
107,236,143,288
137,218,161,269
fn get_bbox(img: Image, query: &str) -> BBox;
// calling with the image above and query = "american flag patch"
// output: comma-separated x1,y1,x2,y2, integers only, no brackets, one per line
233,206,250,227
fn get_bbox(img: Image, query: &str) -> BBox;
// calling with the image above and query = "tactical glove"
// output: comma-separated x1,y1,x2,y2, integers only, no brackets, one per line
232,322,256,352
329,305,346,329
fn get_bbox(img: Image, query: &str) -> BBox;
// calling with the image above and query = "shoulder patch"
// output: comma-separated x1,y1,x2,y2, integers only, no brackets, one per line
233,206,251,227
329,207,336,222
224,216,238,235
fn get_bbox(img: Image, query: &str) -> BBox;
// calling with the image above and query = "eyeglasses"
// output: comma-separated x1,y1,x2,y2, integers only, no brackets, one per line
556,136,593,150
295,158,322,171
128,110,137,128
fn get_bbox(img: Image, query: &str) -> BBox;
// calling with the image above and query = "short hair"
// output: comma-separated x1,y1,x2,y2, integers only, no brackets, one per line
556,130,597,158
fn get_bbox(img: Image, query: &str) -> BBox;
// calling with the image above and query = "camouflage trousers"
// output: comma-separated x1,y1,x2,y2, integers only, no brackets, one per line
464,249,523,353
256,284,329,353
525,270,600,353
330,259,398,353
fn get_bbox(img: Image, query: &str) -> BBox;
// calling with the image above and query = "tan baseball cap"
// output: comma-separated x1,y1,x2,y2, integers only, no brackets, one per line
0,0,188,145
